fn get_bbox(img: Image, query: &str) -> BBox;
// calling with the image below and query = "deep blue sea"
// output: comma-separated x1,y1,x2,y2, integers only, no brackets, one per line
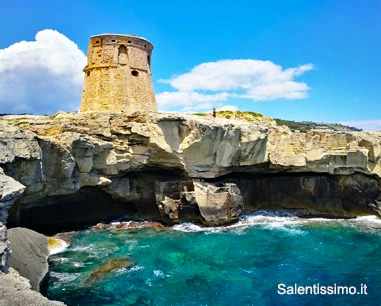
44,211,381,305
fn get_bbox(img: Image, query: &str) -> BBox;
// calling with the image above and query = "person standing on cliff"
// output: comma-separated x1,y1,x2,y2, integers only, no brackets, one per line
212,108,216,119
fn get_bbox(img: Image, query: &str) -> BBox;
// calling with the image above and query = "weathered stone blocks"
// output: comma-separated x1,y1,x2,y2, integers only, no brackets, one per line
80,34,157,114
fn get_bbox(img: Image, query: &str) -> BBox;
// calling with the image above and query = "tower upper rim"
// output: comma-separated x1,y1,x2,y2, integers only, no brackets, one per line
90,33,153,47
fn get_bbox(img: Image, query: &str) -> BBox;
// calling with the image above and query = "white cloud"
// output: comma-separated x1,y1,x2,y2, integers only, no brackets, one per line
0,29,86,114
156,91,229,111
0,31,313,114
340,120,381,131
157,59,314,111
217,105,238,112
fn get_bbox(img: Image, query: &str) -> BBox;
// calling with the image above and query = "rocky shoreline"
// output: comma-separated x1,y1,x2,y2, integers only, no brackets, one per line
0,227,65,306
1,111,380,230
1,110,381,304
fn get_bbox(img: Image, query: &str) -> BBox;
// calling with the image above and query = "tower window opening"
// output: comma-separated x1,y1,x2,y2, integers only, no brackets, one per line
119,45,127,54
111,39,116,42
95,40,99,43
118,45,128,65
131,70,139,77
144,44,147,47
87,71,90,77
128,40,131,43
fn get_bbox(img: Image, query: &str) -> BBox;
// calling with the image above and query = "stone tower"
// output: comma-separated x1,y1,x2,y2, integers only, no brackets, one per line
80,34,157,113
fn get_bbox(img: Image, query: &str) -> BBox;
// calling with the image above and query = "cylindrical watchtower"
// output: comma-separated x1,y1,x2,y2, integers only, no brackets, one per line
80,33,157,113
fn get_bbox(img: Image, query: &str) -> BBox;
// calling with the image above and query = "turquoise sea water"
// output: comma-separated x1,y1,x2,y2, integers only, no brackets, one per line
44,211,381,305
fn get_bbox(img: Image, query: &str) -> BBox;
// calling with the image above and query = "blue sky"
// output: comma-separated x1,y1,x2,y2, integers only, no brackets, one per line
0,0,380,130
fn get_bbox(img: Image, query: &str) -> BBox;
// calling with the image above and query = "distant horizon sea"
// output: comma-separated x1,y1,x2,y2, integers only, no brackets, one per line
44,210,381,305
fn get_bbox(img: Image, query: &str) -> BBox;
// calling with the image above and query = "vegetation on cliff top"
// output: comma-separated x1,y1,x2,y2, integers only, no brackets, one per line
1,111,363,132
274,118,362,133
194,110,266,122
193,111,362,132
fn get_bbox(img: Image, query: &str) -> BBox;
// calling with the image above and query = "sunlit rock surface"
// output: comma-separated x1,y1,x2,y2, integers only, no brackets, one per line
0,111,380,229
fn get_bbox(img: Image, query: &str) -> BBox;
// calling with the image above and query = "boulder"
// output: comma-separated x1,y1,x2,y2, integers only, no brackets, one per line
158,197,180,222
193,182,244,225
8,228,50,292
155,180,244,224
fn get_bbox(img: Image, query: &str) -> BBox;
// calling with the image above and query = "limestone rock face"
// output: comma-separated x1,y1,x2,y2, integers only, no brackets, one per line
0,167,64,305
193,182,244,224
0,224,9,273
0,121,41,164
8,227,50,292
0,168,26,224
0,268,65,306
0,112,381,228
268,129,381,176
159,197,181,221
155,180,199,224
155,181,244,224
227,173,381,218
0,168,26,273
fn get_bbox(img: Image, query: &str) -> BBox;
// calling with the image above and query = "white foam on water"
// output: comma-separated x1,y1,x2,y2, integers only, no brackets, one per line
171,210,381,234
126,240,138,251
49,239,71,255
345,215,381,235
50,272,82,284
69,242,119,259
110,221,133,227
153,270,164,278
136,245,150,249
235,212,301,227
353,215,381,225
49,257,69,263
172,223,227,234
262,223,306,235
172,210,304,233
172,222,206,232
70,245,93,252
302,218,344,223
88,252,114,259
128,265,145,272
115,267,128,274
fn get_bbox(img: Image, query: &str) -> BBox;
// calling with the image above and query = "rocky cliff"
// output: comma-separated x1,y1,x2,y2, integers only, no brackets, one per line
0,168,25,272
0,268,65,306
0,162,62,304
0,111,380,235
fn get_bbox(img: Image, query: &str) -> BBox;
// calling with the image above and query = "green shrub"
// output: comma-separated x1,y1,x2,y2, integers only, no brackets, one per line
245,111,263,117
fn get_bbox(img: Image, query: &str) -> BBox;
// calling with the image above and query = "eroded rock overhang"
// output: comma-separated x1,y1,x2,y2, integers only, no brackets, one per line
0,111,380,232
